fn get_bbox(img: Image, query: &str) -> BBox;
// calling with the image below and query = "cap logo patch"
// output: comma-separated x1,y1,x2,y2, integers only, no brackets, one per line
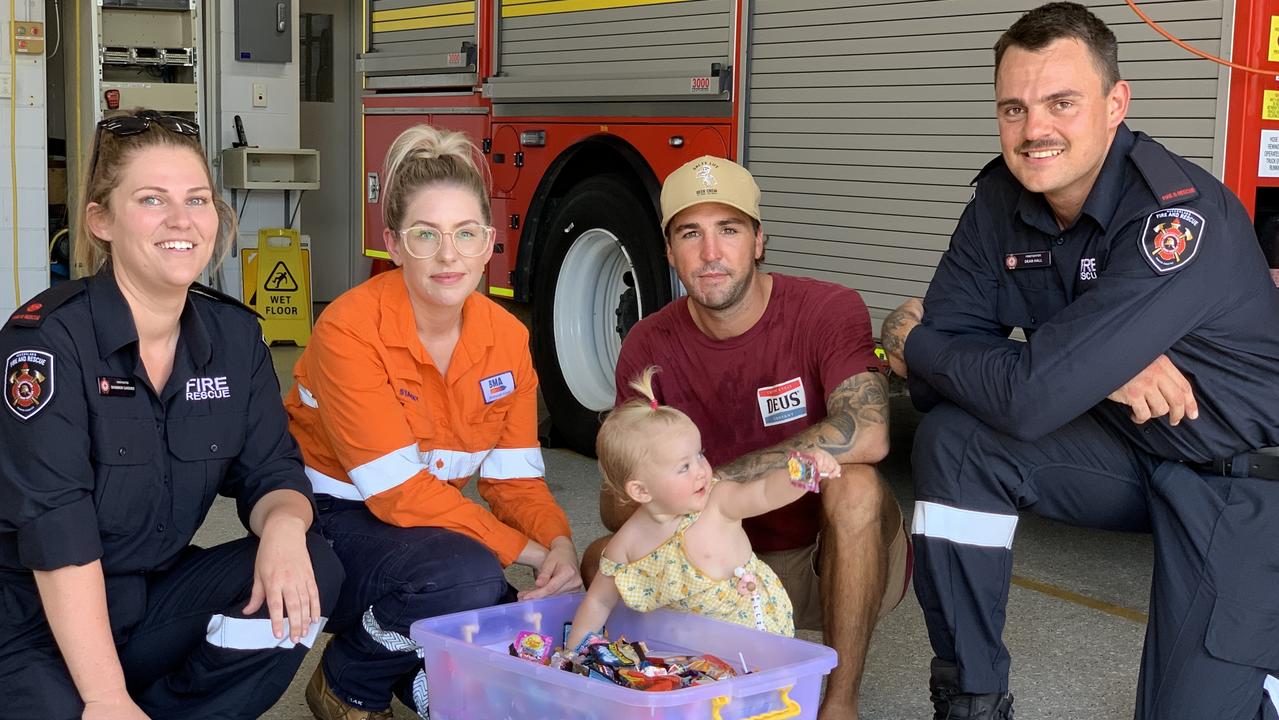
5,350,54,421
695,162,717,189
1140,208,1204,274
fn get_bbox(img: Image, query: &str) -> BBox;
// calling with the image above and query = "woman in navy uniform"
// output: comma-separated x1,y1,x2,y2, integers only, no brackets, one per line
0,110,343,719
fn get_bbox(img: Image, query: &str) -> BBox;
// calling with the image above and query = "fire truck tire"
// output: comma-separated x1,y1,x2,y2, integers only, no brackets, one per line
531,174,671,457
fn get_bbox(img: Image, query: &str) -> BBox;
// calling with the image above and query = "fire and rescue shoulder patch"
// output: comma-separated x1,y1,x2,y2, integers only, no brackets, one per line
5,349,54,421
1140,208,1204,274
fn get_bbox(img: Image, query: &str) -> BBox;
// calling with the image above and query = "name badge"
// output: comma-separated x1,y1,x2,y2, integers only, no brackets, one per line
98,376,136,397
1004,251,1051,270
481,371,516,404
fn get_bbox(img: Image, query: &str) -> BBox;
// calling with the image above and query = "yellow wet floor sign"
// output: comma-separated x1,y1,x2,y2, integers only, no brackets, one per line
240,228,312,345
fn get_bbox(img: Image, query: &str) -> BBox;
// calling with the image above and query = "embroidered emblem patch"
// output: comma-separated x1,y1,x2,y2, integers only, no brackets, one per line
756,377,807,427
481,371,515,404
5,349,54,421
1141,208,1204,274
695,161,717,189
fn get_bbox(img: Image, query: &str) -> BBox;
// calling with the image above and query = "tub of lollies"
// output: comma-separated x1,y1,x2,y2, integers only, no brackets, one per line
409,592,837,720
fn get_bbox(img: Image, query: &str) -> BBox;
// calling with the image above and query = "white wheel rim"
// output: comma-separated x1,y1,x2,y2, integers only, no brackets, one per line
553,228,641,412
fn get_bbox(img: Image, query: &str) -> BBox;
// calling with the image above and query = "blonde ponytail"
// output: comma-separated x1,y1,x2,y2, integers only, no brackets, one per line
595,366,691,496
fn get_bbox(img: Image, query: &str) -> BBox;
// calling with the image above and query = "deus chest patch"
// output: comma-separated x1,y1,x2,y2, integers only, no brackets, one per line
756,377,807,427
5,349,54,421
1141,208,1204,274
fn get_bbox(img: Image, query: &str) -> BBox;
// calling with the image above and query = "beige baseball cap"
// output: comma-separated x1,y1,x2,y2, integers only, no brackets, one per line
659,155,761,232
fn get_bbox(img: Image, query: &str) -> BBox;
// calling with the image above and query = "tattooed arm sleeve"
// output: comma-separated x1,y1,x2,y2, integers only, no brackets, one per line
715,371,890,483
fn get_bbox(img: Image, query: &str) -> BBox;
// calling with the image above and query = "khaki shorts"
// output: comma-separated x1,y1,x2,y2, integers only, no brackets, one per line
757,516,911,633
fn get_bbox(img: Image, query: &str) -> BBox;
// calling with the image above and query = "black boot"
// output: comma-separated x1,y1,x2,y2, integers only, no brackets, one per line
928,658,1014,720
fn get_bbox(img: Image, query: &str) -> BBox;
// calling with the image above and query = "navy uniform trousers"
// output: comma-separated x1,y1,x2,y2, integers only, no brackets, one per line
0,532,343,720
315,498,517,715
911,402,1279,720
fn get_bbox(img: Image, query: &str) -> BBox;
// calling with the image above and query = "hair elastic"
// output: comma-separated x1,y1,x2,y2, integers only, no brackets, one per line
649,400,659,410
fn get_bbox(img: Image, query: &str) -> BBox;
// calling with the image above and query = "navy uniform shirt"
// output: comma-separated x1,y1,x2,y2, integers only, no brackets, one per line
0,267,312,632
906,123,1279,462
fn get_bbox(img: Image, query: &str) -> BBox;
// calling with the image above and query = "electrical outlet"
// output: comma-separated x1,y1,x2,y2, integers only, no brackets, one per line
252,83,267,108
0,73,11,99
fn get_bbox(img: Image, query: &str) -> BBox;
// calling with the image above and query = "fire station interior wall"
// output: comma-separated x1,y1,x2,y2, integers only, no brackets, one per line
368,0,476,60
746,0,1226,327
498,0,733,78
1,1,50,319
215,0,302,301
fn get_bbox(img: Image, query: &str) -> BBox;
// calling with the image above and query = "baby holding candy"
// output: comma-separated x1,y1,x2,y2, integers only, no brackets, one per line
565,366,839,651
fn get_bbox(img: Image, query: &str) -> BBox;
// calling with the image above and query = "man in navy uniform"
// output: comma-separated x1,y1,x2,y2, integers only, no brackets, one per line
882,3,1279,719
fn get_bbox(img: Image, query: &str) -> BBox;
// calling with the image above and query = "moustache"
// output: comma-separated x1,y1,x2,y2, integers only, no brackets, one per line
1015,139,1068,154
695,263,732,276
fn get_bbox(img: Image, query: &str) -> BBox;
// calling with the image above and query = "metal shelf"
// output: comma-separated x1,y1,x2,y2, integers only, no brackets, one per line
221,148,321,191
101,46,196,67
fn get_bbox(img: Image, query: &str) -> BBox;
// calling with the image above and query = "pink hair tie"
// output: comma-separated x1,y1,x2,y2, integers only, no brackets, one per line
649,400,659,410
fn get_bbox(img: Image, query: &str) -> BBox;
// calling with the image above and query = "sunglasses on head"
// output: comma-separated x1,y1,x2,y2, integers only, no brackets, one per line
87,110,202,185
99,109,200,138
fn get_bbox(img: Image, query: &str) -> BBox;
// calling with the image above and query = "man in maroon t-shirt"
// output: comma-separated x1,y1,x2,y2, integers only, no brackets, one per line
581,156,910,719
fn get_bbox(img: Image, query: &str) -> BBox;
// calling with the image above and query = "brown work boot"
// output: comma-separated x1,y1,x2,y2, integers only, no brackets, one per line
305,664,394,720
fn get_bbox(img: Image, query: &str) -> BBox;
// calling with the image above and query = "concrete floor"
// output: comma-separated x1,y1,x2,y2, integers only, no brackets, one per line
205,341,1156,719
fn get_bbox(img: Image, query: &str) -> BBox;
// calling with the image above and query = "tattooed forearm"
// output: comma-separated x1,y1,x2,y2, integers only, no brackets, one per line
716,372,889,483
880,307,913,359
881,298,924,377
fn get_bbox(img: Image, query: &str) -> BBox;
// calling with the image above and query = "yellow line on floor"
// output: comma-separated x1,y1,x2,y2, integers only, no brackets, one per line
1011,575,1148,624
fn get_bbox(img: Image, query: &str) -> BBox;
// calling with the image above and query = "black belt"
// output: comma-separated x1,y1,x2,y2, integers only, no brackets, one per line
1191,450,1279,481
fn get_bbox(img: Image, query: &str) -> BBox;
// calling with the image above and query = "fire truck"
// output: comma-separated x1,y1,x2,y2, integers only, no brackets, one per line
359,0,1272,455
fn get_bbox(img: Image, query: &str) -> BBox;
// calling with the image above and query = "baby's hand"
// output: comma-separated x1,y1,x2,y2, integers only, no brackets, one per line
787,449,839,493
810,448,842,480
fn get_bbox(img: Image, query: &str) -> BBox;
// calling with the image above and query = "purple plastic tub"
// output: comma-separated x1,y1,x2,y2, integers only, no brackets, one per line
409,592,837,720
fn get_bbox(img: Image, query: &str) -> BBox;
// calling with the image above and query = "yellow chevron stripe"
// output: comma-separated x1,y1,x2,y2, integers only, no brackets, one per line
371,2,473,22
503,0,691,18
372,12,476,32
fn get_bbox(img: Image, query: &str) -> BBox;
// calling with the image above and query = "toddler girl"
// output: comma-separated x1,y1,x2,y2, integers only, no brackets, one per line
565,367,839,650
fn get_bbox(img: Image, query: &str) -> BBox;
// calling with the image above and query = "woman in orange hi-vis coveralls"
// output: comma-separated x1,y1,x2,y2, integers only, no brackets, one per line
284,125,582,720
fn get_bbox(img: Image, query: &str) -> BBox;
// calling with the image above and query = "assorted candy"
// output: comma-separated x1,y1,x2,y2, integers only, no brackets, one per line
509,623,746,692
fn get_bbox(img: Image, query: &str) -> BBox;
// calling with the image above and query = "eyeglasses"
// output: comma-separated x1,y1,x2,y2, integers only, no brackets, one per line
87,110,201,185
397,224,495,259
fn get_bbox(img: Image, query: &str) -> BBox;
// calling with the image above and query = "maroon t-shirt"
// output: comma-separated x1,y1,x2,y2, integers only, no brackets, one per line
614,273,883,552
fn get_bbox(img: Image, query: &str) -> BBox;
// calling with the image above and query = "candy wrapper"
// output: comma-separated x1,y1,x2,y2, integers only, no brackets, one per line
571,628,610,656
589,640,644,668
787,451,822,493
687,654,737,681
512,631,554,665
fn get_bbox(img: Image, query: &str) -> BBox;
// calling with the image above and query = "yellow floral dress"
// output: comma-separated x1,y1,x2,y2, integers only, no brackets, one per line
599,513,795,636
